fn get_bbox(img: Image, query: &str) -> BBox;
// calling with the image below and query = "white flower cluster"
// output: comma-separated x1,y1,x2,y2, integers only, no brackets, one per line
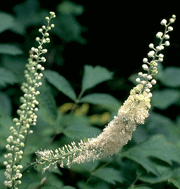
36,140,86,170
36,84,152,168
136,15,176,95
4,12,56,189
36,15,176,172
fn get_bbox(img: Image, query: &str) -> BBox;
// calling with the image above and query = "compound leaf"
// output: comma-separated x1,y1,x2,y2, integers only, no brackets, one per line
44,70,77,101
121,135,180,175
82,65,113,92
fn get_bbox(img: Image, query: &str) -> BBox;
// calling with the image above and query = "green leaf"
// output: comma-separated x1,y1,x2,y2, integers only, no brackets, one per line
77,180,110,189
93,167,123,184
161,67,180,87
0,44,23,55
134,187,153,189
61,114,90,130
80,93,120,105
57,1,84,15
2,55,26,82
77,181,94,189
169,168,180,188
0,68,18,87
0,115,14,148
71,160,98,173
121,135,180,175
139,163,173,184
82,65,113,92
0,170,6,189
152,89,180,109
13,0,39,27
146,113,180,144
41,187,58,189
0,92,12,115
37,79,57,126
61,186,76,189
53,14,86,43
44,70,77,101
63,123,101,140
0,12,14,33
27,182,41,189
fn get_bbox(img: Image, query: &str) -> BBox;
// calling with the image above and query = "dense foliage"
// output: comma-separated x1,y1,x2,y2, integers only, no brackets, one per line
1,1,180,189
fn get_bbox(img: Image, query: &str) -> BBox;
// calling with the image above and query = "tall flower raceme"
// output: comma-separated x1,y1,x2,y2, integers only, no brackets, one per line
36,15,176,170
3,12,56,189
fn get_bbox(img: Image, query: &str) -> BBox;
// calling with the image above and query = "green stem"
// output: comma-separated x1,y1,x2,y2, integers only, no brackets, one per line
70,89,85,114
21,161,38,175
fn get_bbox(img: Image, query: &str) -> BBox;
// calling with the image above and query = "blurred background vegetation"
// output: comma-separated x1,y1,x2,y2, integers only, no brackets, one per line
1,0,180,188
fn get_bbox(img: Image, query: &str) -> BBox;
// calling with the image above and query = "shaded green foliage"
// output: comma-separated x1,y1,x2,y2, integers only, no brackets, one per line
44,70,77,101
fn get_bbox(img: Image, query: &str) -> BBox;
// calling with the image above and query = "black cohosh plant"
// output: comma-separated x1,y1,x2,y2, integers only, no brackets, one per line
3,13,176,188
3,12,56,189
36,16,176,167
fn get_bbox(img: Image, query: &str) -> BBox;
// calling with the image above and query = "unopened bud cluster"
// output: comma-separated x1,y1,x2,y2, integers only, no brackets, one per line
136,15,176,95
4,12,56,189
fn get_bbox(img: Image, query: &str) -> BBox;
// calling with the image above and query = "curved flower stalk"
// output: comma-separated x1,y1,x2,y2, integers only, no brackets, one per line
3,12,56,189
36,15,176,170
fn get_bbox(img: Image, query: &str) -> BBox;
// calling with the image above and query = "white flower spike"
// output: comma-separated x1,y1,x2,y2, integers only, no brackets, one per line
4,12,56,189
35,15,176,172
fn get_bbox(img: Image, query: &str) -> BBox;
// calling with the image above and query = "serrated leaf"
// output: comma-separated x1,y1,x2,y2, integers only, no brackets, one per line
139,163,173,184
82,65,113,92
0,12,14,33
93,167,123,184
44,70,77,101
80,93,120,105
146,113,180,144
169,168,180,188
161,67,180,87
63,123,101,140
0,44,23,55
121,135,180,175
0,68,18,87
152,89,180,109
